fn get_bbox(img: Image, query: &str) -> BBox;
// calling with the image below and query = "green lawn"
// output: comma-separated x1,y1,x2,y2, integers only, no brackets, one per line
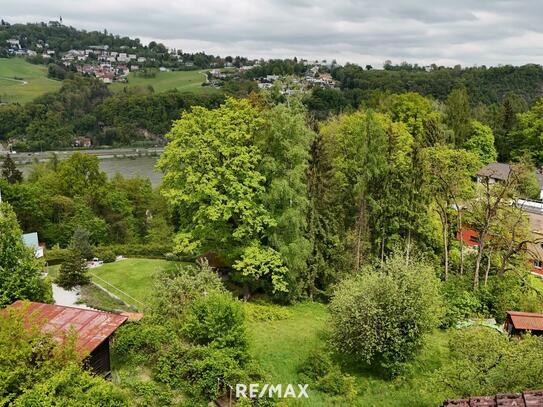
0,58,61,104
109,69,215,94
247,302,451,406
89,258,181,309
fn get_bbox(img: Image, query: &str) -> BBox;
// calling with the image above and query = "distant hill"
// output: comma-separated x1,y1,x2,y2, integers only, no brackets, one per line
333,63,543,105
0,58,61,103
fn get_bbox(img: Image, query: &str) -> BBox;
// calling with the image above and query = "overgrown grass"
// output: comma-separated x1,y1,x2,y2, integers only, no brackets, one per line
78,283,135,313
89,258,184,309
247,301,451,406
0,58,61,103
109,70,216,94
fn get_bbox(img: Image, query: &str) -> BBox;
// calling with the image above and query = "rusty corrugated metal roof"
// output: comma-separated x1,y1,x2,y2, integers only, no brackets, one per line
443,390,543,406
507,311,543,331
9,301,127,354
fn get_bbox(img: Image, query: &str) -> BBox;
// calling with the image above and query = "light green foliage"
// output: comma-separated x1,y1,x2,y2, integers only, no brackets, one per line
148,261,225,323
13,363,129,407
511,98,543,164
0,202,50,306
386,92,445,145
463,120,498,165
437,328,543,397
183,292,248,351
158,98,272,257
243,301,293,321
233,244,289,293
329,253,442,375
159,97,306,296
257,101,314,298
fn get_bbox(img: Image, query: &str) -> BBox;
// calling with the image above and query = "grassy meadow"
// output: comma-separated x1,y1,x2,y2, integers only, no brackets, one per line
47,258,453,405
88,258,182,308
109,69,215,94
246,302,451,406
0,58,61,103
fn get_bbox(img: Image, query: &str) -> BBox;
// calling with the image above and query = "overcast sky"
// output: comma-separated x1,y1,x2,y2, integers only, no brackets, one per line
4,0,543,67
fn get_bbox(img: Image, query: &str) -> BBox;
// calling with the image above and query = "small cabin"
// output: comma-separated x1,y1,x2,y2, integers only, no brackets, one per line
9,301,127,376
504,311,543,336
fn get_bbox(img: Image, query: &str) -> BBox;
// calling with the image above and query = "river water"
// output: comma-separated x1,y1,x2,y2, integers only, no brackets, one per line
19,155,163,188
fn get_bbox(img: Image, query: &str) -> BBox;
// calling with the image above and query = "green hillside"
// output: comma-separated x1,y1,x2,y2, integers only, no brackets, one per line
109,69,214,93
0,58,61,104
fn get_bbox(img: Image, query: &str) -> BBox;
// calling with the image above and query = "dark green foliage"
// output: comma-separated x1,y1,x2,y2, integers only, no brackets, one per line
112,264,253,404
441,272,542,327
96,248,116,263
55,248,90,289
71,227,93,260
1,154,23,184
333,63,543,105
0,76,224,150
298,349,357,400
113,322,173,366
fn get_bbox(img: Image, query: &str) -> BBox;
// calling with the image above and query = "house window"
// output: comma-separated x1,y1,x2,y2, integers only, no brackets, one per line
469,235,480,243
534,259,543,269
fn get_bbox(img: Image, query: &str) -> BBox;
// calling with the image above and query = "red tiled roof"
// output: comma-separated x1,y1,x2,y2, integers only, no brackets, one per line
507,311,543,331
9,301,127,354
443,390,543,406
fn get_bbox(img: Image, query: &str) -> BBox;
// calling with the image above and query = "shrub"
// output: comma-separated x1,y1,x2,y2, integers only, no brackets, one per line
298,349,357,400
154,342,247,401
436,327,543,397
94,248,116,263
107,243,176,260
329,252,442,376
243,302,292,321
112,321,174,366
183,292,248,353
55,248,90,289
44,244,70,266
148,261,225,324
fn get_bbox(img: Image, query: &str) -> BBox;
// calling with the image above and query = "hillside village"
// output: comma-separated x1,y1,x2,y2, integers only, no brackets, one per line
6,13,543,407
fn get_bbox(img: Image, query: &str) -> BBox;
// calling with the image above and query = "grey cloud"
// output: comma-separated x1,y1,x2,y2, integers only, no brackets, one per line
3,0,543,66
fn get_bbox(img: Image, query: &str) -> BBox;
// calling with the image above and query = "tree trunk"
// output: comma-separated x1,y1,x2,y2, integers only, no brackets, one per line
458,209,465,275
354,194,367,272
484,247,492,286
443,219,449,281
474,235,485,289
380,227,385,266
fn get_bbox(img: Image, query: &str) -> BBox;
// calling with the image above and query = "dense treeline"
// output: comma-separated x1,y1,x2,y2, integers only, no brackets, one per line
0,76,224,149
243,58,308,78
0,153,172,248
333,63,543,105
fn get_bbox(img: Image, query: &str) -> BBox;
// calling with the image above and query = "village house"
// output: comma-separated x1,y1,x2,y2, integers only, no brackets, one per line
457,201,543,275
476,162,543,200
22,232,44,258
9,301,127,376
